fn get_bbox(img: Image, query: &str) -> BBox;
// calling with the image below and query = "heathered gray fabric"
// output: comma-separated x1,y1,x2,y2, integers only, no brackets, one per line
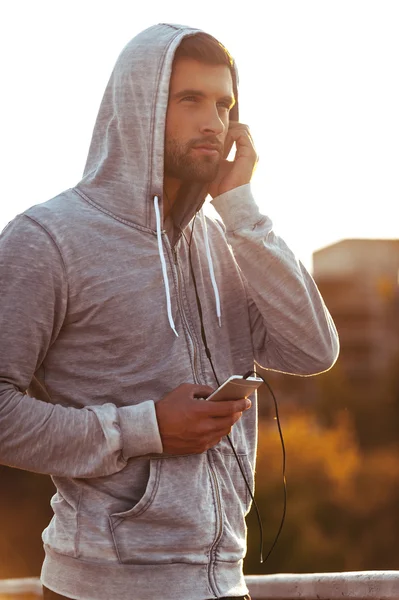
0,23,339,600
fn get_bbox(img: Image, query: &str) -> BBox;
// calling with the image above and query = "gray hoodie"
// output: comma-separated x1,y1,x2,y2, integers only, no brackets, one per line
0,23,339,600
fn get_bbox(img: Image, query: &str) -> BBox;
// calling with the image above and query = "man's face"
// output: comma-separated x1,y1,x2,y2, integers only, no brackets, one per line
164,58,235,183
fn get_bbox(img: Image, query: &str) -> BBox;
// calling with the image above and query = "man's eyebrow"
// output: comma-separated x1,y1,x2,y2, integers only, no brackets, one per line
173,89,236,107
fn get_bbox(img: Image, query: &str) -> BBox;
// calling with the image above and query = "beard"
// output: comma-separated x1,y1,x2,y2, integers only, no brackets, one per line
164,137,222,182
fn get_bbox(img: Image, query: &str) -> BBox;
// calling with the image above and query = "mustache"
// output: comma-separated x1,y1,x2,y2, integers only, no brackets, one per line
189,137,224,153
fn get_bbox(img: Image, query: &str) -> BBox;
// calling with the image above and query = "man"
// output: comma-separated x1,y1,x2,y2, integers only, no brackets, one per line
0,24,339,600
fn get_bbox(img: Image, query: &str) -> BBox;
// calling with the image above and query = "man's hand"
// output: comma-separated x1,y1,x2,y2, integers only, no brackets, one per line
155,383,251,455
208,122,258,199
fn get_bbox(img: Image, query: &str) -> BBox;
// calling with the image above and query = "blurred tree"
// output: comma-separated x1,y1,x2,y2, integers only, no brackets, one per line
310,351,399,450
244,411,399,575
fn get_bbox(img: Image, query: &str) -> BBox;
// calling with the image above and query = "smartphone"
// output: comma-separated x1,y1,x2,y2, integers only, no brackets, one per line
207,375,263,402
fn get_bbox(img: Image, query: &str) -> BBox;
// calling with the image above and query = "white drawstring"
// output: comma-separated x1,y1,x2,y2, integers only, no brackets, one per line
154,196,178,337
201,211,222,327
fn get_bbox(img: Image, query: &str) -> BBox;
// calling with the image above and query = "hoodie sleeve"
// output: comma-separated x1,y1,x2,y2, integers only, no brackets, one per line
211,184,340,375
0,216,162,478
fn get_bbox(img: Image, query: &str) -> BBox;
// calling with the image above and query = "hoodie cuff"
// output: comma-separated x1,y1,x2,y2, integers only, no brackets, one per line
119,401,163,458
211,183,268,232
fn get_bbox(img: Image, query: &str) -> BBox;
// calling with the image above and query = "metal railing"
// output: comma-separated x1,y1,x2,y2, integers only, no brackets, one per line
246,571,399,599
0,577,42,599
1,571,399,599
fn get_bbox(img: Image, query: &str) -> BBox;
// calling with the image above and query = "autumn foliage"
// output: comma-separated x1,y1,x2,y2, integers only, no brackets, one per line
244,374,399,574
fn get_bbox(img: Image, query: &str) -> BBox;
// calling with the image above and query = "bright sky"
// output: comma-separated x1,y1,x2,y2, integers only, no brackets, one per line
1,0,398,270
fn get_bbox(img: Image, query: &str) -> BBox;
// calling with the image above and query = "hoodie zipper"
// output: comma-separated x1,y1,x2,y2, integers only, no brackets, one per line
164,235,223,596
207,452,224,595
164,236,201,384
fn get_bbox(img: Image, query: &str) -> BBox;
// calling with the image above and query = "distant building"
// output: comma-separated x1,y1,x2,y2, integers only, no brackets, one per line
313,239,399,390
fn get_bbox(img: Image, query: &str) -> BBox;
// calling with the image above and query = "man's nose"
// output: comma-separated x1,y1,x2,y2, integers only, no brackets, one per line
199,106,225,136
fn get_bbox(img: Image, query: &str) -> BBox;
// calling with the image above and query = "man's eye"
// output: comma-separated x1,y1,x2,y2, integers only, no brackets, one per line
217,102,231,111
182,96,197,102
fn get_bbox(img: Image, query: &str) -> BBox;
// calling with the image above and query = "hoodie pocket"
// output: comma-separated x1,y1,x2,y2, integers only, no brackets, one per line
109,455,217,564
211,450,255,562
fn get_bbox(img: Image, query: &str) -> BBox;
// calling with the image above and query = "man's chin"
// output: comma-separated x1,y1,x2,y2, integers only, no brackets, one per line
164,155,220,183
190,157,220,182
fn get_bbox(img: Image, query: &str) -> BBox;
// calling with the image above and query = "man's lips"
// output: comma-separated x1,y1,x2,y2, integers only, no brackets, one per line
191,143,222,155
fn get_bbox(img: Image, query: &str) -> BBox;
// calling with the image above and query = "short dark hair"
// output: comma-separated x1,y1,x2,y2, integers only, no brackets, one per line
174,32,234,70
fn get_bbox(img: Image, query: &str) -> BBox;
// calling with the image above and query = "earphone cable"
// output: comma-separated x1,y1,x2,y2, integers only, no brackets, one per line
243,370,287,563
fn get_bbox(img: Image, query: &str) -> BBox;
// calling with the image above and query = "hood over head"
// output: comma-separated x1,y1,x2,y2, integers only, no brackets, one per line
76,23,239,238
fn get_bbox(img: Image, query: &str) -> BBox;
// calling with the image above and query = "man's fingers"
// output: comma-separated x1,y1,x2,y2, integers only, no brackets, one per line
202,412,240,429
225,125,257,161
227,121,253,140
201,398,251,416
